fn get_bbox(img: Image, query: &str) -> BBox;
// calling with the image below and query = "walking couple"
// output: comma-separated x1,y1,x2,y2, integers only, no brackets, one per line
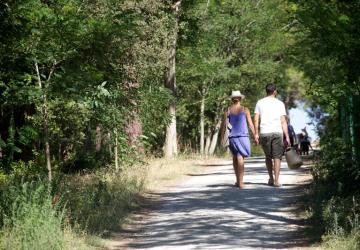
221,83,290,189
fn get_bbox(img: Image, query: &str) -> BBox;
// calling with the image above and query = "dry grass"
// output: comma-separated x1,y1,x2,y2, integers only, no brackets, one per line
144,155,221,191
63,226,103,250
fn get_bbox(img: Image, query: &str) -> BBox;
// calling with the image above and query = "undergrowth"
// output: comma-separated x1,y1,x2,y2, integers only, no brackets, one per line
304,135,360,250
0,156,199,249
0,181,65,250
0,161,147,249
57,165,146,233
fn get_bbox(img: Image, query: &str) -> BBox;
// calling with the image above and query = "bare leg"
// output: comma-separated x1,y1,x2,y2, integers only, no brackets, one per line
273,158,281,186
236,155,245,188
232,156,239,185
265,157,274,184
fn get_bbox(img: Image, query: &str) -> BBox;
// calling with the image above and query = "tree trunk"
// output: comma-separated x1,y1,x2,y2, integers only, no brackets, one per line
164,1,181,158
125,111,144,153
35,60,52,181
57,143,62,162
200,94,205,155
209,118,222,155
95,124,102,152
6,109,15,165
348,95,356,162
164,103,177,158
107,132,112,157
114,129,119,171
43,105,51,181
204,128,211,156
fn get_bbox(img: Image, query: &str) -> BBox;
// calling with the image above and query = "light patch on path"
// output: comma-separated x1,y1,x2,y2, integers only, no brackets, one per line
106,158,314,250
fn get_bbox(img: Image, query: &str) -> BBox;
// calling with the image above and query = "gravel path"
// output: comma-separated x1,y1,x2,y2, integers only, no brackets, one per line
107,157,313,250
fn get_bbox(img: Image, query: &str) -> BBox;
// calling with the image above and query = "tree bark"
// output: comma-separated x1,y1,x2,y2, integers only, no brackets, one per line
123,59,143,153
107,132,112,157
125,111,144,153
164,1,181,158
95,124,102,152
204,128,211,156
209,118,222,155
200,94,205,155
164,103,177,158
7,109,15,164
57,143,62,162
35,60,52,181
114,129,119,171
348,95,356,162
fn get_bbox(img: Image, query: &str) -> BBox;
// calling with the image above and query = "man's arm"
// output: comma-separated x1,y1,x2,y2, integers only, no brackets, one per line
253,113,260,145
281,115,290,146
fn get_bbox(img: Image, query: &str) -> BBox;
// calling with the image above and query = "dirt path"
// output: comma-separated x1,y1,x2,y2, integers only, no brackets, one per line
106,157,314,250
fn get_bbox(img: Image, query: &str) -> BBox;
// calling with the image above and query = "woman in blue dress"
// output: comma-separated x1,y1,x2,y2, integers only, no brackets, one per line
221,91,256,189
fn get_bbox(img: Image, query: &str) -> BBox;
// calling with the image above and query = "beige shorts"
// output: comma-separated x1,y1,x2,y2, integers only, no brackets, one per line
260,133,283,159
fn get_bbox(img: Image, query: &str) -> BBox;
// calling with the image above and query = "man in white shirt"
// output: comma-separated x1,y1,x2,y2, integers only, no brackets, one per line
254,83,290,187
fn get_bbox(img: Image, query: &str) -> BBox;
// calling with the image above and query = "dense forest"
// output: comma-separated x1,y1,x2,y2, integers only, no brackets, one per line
0,0,359,249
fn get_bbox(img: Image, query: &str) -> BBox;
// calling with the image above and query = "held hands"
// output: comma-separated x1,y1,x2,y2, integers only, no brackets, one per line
254,134,260,145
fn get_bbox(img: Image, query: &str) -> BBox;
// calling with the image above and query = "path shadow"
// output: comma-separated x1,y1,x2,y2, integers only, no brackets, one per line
196,158,265,167
187,172,233,177
122,183,312,249
196,163,233,167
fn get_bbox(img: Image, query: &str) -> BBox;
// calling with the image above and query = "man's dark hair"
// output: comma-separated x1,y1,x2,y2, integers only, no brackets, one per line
265,83,277,95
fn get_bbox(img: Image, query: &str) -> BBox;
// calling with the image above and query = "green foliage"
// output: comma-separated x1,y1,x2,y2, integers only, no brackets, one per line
140,86,172,155
0,181,64,250
56,166,146,233
7,0,360,247
0,163,146,246
304,178,360,248
0,0,173,170
290,0,360,154
322,231,360,250
314,137,354,187
177,0,292,148
288,1,360,247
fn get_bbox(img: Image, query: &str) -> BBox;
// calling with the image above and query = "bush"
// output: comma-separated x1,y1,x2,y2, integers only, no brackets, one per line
322,196,360,235
1,160,147,242
321,196,360,250
0,181,65,250
304,177,360,249
322,231,360,250
57,165,146,233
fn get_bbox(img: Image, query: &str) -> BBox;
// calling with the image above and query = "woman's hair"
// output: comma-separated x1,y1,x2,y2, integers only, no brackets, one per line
231,97,241,102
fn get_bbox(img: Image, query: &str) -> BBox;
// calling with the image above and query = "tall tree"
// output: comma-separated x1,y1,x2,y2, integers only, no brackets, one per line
164,1,182,158
290,0,360,184
177,0,291,154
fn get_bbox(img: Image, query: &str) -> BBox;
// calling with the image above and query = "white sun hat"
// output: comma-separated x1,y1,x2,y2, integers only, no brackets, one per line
231,90,245,99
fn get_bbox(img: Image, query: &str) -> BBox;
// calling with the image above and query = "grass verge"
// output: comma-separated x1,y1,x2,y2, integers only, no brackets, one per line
302,179,360,249
0,155,208,249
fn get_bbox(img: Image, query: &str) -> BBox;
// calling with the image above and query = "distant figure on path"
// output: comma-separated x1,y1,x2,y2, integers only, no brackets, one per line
286,116,296,148
254,84,290,187
221,91,256,189
299,127,312,155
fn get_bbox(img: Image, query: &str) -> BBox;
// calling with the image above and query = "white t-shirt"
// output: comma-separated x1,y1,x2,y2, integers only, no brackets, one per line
254,96,286,134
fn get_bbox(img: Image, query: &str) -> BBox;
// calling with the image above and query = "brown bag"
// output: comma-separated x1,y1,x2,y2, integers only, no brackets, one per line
220,118,230,148
285,148,303,169
220,109,231,148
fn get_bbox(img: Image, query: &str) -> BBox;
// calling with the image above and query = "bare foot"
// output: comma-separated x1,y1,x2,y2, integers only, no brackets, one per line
274,182,282,187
